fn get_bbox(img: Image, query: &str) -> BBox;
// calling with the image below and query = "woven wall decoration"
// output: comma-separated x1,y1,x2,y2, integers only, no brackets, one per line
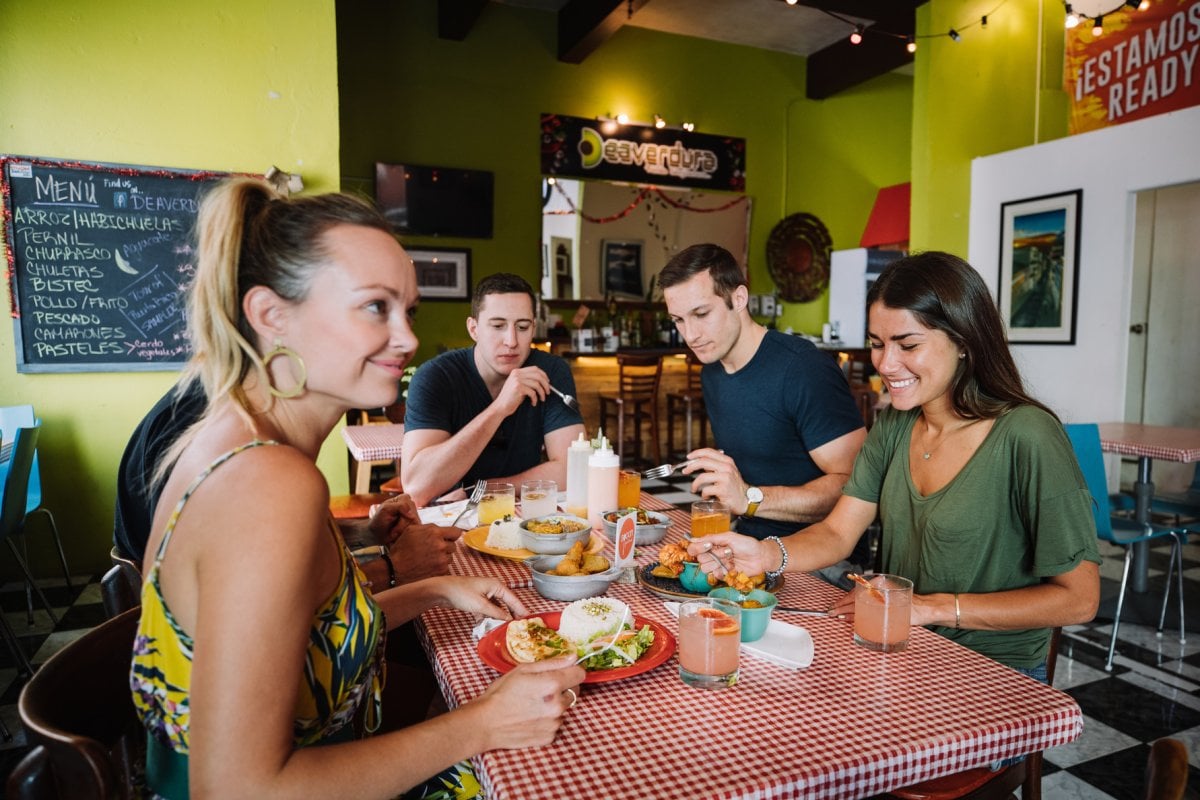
766,213,833,303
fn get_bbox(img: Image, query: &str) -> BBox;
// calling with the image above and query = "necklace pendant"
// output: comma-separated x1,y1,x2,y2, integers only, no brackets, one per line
922,452,931,460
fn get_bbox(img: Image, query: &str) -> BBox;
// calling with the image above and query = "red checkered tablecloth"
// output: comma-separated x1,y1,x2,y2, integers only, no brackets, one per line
1098,422,1200,463
341,423,405,461
419,493,1084,799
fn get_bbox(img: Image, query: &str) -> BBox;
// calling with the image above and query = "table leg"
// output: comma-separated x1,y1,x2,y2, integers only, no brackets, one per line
1131,457,1154,594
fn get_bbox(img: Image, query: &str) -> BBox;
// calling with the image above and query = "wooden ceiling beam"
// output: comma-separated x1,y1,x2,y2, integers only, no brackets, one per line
437,0,489,41
557,0,651,64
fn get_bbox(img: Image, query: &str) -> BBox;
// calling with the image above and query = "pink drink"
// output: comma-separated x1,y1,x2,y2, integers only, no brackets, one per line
678,601,741,689
853,574,913,652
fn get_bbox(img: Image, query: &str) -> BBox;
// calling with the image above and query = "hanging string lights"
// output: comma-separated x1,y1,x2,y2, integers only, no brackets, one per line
1063,0,1153,32
791,0,1009,49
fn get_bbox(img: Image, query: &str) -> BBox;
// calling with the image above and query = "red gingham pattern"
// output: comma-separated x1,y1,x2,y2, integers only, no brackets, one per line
340,423,405,461
1098,422,1200,463
421,494,1084,799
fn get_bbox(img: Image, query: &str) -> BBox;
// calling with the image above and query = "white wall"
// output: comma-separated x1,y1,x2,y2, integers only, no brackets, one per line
968,105,1200,424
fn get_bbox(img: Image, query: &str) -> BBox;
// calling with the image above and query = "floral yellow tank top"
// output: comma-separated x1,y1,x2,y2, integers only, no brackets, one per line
129,441,387,762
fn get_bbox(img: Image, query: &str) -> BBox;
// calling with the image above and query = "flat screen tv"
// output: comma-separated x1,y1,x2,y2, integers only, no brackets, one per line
374,162,494,239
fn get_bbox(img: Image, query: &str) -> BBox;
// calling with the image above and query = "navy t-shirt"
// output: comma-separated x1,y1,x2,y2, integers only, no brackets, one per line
702,331,864,540
404,348,583,489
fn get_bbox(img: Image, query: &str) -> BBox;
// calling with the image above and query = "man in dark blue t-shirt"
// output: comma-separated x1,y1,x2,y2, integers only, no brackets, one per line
401,273,584,506
660,244,866,547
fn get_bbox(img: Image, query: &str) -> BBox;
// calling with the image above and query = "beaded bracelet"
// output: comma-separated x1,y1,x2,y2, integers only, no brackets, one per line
381,550,398,588
764,535,788,582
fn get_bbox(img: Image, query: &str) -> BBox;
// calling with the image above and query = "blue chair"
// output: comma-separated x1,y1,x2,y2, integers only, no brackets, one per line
1064,424,1188,671
1112,463,1199,525
1,425,70,627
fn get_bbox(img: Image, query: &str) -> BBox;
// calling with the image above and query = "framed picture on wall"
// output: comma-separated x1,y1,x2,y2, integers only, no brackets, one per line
997,189,1082,345
409,247,471,301
601,240,643,298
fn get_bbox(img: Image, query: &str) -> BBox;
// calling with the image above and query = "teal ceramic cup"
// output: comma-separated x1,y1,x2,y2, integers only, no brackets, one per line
678,560,716,593
708,587,777,642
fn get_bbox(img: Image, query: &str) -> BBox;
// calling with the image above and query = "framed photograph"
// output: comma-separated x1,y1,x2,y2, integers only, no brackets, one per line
409,247,471,301
601,239,643,298
997,189,1082,345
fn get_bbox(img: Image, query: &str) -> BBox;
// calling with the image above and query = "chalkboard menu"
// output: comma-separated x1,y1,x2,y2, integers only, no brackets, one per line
1,156,230,373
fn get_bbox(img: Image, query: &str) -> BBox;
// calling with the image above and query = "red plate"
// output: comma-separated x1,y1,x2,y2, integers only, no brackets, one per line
476,611,676,684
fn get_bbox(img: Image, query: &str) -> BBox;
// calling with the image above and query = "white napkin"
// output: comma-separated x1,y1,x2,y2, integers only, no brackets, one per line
472,616,506,642
419,500,473,527
662,601,814,670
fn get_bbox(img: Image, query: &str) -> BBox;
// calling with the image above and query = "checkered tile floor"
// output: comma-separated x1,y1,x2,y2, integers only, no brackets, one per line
0,478,1196,799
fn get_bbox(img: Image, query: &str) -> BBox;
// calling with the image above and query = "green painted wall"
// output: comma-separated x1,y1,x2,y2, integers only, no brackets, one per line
0,0,343,573
336,0,914,346
910,0,1069,253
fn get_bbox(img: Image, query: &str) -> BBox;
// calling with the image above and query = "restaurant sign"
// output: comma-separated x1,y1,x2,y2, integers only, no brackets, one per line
1065,0,1200,134
541,113,745,192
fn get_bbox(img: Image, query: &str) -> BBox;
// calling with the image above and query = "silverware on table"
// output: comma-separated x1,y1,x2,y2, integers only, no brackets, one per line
776,607,838,617
451,479,487,527
548,384,580,412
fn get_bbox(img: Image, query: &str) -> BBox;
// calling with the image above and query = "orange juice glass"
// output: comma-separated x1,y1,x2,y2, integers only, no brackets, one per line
477,482,515,526
853,573,913,652
690,500,731,537
678,598,741,689
617,469,641,509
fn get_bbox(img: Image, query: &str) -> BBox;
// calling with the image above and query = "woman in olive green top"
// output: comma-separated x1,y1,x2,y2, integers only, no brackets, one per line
691,251,1100,673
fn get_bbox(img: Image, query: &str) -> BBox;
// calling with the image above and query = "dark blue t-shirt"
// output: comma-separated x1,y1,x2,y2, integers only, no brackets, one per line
702,331,864,540
404,347,583,489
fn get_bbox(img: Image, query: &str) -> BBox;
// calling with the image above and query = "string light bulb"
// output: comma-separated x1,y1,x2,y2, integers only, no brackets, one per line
681,121,695,132
1065,4,1080,28
653,114,666,129
1138,0,1150,8
981,15,988,28
1092,14,1103,36
906,36,917,53
849,24,864,45
615,113,629,125
786,0,798,4
948,28,962,42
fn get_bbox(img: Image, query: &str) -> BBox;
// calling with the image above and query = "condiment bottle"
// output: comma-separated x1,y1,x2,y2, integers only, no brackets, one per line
565,432,592,519
586,431,619,531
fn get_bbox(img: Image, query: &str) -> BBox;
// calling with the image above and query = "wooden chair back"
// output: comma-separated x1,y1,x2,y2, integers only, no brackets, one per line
1144,738,1188,800
8,608,143,800
102,547,143,619
616,353,662,400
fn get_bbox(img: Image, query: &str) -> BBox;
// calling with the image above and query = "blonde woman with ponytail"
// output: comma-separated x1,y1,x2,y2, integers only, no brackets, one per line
130,178,583,800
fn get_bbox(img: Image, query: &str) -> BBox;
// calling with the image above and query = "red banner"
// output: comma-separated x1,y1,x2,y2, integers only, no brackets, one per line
1065,0,1200,134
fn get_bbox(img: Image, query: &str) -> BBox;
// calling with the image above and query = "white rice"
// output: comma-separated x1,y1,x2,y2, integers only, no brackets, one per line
484,517,521,550
557,597,630,646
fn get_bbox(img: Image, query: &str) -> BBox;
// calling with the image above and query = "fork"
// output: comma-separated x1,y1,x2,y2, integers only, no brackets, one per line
450,479,487,527
547,384,580,412
642,460,692,480
574,606,632,665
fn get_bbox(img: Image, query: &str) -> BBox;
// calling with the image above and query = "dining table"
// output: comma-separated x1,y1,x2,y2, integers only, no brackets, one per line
413,493,1084,799
341,422,405,493
1098,422,1200,593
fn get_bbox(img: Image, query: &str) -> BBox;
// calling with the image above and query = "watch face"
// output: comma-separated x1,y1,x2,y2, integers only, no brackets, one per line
747,487,763,503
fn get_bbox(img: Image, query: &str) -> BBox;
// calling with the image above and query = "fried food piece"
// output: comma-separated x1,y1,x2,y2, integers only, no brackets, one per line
550,541,585,575
580,553,610,574
505,617,570,663
722,570,767,593
650,563,679,579
657,541,690,570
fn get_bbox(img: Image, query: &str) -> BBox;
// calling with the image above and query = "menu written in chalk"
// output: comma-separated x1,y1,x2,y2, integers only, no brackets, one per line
1,155,229,373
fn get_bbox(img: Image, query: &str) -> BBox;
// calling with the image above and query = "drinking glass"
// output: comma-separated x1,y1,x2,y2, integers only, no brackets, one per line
690,500,731,537
617,469,641,509
477,482,516,525
520,479,557,519
853,573,913,652
678,598,741,689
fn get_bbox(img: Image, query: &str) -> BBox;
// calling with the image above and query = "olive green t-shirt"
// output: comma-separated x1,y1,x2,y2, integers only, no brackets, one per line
844,404,1101,669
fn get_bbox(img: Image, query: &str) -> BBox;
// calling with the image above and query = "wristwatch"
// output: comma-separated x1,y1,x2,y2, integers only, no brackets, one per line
744,486,763,517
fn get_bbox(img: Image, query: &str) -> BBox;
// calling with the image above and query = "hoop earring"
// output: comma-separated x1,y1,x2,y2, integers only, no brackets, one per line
263,340,307,399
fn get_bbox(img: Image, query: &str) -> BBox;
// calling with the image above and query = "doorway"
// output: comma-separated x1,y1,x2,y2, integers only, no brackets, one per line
1124,180,1200,492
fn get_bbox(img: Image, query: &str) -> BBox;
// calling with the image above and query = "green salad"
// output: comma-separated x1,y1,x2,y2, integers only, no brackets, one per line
577,624,655,670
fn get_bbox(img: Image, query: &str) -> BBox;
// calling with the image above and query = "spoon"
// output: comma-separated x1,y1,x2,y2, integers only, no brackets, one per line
548,384,580,412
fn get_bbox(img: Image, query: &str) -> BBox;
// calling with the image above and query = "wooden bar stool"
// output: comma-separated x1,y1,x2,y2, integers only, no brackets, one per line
598,353,663,468
665,352,708,459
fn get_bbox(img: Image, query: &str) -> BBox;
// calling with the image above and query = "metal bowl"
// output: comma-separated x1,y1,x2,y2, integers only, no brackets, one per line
518,514,592,555
599,508,671,545
526,554,619,602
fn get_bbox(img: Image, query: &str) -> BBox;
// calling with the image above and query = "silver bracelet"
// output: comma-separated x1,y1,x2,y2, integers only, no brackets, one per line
764,536,788,582
954,592,962,629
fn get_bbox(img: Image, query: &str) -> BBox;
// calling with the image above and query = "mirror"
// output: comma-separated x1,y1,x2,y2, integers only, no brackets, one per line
540,178,751,301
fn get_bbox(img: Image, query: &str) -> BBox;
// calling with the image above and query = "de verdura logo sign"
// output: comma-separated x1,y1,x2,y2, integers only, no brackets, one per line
541,113,745,192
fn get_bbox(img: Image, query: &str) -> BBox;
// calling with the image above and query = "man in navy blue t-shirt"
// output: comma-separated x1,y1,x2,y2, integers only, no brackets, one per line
660,244,866,546
401,273,585,506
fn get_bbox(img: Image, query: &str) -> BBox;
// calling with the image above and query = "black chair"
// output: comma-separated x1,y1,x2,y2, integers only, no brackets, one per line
102,546,143,619
598,353,663,468
664,351,708,460
8,607,144,800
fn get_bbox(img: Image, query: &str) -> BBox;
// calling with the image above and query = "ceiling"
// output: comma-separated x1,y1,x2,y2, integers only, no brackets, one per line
441,0,927,98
